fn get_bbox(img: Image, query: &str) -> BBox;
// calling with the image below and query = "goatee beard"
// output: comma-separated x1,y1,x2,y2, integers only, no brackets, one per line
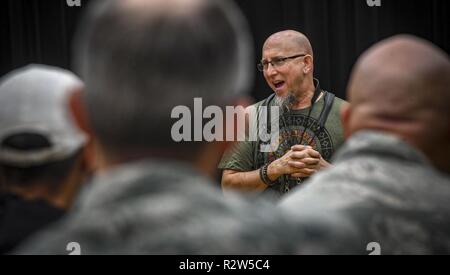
274,92,298,114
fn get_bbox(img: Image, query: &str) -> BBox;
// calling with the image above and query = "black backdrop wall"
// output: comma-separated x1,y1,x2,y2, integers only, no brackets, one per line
1,0,449,101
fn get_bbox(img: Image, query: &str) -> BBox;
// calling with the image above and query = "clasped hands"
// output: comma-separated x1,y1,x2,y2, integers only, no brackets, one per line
266,145,329,181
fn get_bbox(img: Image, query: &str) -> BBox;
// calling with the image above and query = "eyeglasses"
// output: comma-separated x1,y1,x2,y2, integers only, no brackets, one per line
257,54,307,72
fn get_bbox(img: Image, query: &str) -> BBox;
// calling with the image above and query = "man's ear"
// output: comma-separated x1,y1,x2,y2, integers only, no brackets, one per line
68,88,98,174
69,88,93,137
340,102,352,140
303,55,313,74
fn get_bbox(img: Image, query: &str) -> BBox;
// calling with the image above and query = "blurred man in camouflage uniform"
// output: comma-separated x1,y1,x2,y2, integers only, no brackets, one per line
15,0,317,255
280,35,450,254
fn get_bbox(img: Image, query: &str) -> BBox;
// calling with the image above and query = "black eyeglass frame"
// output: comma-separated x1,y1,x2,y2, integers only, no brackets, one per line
257,54,307,72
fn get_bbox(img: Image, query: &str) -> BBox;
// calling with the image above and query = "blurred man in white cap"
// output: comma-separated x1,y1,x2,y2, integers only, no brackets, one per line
0,64,93,254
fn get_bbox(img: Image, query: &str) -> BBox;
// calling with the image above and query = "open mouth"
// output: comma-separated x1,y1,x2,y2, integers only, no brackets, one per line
273,80,285,89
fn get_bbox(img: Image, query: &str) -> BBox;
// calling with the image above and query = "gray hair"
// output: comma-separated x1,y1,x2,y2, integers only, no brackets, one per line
73,0,253,153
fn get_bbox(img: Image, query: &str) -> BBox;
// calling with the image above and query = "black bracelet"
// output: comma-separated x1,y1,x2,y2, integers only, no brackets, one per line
260,163,276,186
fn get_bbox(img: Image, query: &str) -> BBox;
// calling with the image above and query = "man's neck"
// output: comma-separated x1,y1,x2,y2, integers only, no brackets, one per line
7,184,67,209
99,147,216,180
290,78,317,110
5,161,85,210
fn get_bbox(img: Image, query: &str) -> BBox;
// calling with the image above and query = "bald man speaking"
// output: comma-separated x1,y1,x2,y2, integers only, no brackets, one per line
281,35,450,254
219,30,347,200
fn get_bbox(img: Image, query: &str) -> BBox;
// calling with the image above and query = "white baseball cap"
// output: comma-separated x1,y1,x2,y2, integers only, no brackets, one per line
0,64,87,167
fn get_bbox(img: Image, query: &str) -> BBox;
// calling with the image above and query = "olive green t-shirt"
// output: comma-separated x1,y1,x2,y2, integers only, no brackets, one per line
219,92,347,199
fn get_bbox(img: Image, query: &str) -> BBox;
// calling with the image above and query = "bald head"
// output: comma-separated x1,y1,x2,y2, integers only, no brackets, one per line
117,0,206,19
348,35,450,114
345,35,450,172
263,30,313,57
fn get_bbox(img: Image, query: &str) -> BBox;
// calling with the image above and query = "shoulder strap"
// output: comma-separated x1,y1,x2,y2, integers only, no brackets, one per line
253,93,276,169
317,91,335,130
261,93,276,134
261,93,276,108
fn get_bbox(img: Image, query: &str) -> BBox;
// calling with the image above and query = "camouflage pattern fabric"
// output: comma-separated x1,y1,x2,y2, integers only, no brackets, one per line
281,131,450,254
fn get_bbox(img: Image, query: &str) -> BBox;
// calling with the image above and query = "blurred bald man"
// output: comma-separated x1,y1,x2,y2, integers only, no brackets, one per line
281,35,450,254
220,30,347,200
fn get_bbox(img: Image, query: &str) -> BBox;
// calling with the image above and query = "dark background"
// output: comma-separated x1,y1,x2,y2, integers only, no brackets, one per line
1,0,449,101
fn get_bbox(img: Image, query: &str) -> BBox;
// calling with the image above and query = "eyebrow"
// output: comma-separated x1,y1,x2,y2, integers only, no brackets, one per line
260,56,284,62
